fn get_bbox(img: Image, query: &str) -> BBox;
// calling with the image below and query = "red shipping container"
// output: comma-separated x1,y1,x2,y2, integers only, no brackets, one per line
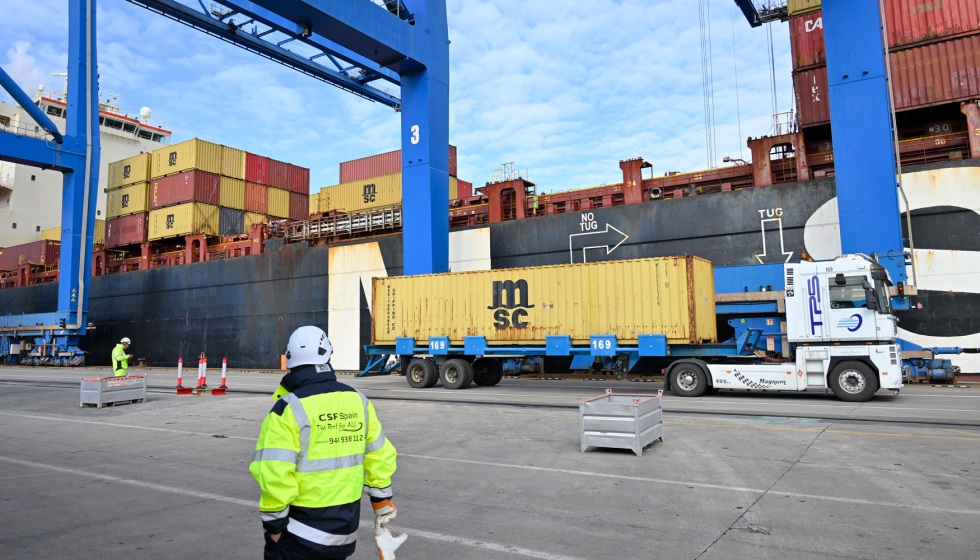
885,0,980,49
790,3,980,70
286,164,310,194
105,213,148,248
289,192,309,221
339,145,459,183
890,34,980,109
245,153,269,185
790,10,825,69
0,240,60,270
794,67,831,127
456,179,473,199
268,159,289,189
796,34,980,126
150,170,220,209
245,182,268,214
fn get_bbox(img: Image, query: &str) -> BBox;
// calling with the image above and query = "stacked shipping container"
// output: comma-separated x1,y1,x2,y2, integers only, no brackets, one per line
791,0,980,127
104,139,311,246
0,240,60,271
315,145,463,214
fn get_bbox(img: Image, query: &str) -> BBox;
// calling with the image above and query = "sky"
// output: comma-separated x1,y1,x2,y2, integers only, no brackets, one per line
1,0,794,192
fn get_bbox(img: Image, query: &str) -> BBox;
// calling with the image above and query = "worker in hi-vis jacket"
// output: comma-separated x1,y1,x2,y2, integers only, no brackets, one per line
250,326,402,560
111,337,132,377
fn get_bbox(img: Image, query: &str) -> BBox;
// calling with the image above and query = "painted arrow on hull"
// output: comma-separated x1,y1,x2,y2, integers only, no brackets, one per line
569,224,629,263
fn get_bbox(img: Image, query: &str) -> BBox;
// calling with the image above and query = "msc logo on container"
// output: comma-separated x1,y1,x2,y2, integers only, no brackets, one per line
123,164,131,179
168,151,177,167
362,183,377,204
488,279,534,329
165,214,175,229
120,194,130,208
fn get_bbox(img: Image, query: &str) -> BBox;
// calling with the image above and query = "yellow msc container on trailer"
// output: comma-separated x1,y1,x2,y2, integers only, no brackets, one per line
268,187,290,218
108,153,151,189
219,176,245,210
147,202,219,240
221,145,246,180
788,0,820,16
319,173,459,213
151,138,222,178
106,182,151,219
372,256,716,346
42,219,106,246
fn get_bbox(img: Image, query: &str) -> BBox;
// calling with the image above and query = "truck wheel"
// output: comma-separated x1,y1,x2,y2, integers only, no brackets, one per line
473,358,504,386
406,359,438,389
670,364,708,397
440,359,474,389
829,361,879,402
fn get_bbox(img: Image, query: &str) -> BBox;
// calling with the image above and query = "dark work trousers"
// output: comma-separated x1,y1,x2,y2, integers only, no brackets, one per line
264,531,354,560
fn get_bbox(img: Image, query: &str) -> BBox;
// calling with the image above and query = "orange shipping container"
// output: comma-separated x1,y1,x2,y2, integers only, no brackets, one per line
245,182,268,214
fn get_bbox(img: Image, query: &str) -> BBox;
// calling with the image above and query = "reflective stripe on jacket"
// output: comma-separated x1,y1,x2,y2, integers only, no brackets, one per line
250,364,396,555
111,344,128,373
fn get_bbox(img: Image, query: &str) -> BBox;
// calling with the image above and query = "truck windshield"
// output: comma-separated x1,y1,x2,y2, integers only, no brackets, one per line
830,281,868,309
875,280,893,314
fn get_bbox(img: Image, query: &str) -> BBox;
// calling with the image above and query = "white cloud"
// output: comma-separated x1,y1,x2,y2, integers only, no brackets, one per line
4,0,794,191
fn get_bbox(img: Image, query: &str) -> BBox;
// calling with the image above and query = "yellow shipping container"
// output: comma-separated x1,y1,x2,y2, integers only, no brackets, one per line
319,173,458,213
268,187,290,218
221,145,246,180
106,182,150,219
41,219,106,246
788,0,820,16
108,153,151,189
308,192,321,215
147,202,219,240
244,211,266,230
373,256,716,346
151,138,222,179
219,176,245,210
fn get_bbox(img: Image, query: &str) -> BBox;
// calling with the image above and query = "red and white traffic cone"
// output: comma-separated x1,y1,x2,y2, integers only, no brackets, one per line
219,358,228,389
175,358,184,389
196,357,204,388
201,355,208,388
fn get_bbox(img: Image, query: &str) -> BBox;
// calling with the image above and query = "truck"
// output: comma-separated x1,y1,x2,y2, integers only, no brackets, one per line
363,254,905,402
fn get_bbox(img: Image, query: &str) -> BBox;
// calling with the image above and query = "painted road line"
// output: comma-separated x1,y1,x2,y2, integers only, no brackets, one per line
400,454,980,516
0,455,588,560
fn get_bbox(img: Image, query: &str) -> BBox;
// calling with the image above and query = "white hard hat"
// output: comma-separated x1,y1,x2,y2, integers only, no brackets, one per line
120,337,131,344
286,326,332,369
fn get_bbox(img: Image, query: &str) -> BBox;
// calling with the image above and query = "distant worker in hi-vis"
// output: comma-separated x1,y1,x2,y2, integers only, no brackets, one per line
251,326,405,560
111,337,132,377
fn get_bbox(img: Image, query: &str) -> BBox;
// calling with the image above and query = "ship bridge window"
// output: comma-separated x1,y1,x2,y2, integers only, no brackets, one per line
103,118,123,130
138,130,152,140
46,106,64,118
123,123,137,133
152,133,165,142
0,115,9,128
99,116,105,125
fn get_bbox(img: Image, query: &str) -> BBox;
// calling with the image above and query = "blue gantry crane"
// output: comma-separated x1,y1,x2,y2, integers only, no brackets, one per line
0,0,101,365
0,0,450,364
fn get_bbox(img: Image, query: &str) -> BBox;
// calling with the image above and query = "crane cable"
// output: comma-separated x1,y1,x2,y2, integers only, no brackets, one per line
729,0,744,160
698,0,717,168
765,10,779,129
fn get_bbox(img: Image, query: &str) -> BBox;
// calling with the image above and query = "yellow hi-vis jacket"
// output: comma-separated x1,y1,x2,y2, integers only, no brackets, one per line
111,344,129,376
250,364,396,555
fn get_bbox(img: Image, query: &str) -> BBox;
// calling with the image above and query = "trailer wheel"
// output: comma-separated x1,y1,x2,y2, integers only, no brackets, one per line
440,359,474,390
473,358,504,386
670,364,708,397
829,361,878,402
406,359,438,389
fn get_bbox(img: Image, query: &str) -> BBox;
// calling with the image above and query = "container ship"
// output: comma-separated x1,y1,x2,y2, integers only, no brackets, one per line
0,0,977,373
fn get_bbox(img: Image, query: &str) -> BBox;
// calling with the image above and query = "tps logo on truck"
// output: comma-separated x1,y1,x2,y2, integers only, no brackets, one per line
489,279,534,329
363,183,377,204
808,275,823,336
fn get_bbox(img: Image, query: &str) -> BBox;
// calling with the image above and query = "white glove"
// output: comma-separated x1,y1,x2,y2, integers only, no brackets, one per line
372,499,398,525
375,517,408,560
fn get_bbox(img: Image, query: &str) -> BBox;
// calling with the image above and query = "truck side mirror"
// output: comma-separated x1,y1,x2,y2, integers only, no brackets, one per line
835,273,846,286
865,290,878,310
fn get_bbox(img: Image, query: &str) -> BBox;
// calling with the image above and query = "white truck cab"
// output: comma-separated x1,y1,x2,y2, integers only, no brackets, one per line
676,256,903,402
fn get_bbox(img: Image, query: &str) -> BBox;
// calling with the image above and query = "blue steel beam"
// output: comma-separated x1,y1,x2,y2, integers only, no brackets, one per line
127,0,401,107
0,66,64,143
822,0,908,307
0,131,82,172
